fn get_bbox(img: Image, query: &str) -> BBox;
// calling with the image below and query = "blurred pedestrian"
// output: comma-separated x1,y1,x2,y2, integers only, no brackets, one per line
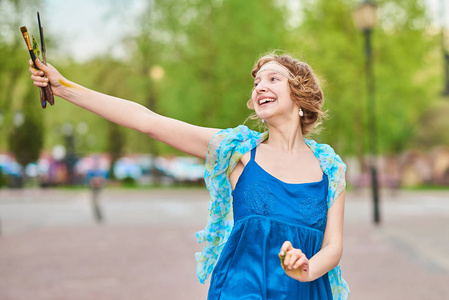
28,53,348,299
85,155,108,222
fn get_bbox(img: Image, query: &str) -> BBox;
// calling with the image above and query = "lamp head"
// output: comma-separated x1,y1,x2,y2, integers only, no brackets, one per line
353,0,377,31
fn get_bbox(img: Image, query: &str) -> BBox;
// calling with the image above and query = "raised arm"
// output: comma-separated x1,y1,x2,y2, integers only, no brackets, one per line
29,59,220,159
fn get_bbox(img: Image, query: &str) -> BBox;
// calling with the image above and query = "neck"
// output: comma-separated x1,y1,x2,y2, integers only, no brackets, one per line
265,120,308,153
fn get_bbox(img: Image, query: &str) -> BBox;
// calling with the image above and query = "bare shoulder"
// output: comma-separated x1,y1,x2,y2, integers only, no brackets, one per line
229,151,251,190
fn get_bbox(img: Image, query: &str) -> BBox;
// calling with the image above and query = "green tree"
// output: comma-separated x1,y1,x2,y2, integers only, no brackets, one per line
289,0,365,157
0,0,42,151
79,57,131,170
129,0,167,157
374,0,439,153
290,0,439,158
133,0,289,154
8,85,44,170
414,101,449,148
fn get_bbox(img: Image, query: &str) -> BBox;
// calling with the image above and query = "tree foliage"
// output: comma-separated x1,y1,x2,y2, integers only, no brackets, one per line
134,0,289,154
0,0,42,151
0,0,444,161
290,0,439,156
8,84,44,167
1,0,46,170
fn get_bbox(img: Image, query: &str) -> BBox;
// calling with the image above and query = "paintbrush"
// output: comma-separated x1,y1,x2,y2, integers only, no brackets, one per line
20,26,40,74
37,11,54,106
20,26,46,108
20,24,53,108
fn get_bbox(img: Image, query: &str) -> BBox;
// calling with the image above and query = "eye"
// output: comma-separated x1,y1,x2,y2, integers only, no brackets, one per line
270,76,280,82
254,81,260,87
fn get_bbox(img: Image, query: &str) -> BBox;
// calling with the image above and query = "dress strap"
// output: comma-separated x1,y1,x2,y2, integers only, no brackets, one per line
250,146,256,161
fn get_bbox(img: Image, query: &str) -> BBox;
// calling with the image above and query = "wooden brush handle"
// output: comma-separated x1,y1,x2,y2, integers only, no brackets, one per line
44,84,54,106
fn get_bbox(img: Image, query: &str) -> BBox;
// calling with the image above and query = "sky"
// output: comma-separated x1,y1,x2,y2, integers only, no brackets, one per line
44,0,145,62
41,0,449,63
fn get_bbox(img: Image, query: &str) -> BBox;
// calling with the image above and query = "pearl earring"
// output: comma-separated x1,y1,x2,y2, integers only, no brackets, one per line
299,108,304,117
261,119,266,124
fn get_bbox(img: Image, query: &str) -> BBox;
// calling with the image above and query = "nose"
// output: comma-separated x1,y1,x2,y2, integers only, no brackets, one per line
255,79,268,93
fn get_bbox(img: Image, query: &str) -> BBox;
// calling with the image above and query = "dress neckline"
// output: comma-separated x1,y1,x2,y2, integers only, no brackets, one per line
250,146,325,186
251,160,326,186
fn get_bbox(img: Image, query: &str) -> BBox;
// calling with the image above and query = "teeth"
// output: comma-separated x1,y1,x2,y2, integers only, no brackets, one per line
260,98,276,104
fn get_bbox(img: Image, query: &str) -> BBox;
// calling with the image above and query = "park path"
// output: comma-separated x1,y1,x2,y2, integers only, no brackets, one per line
0,188,448,299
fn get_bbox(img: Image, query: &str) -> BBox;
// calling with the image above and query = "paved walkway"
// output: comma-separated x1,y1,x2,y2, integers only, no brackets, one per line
0,187,448,299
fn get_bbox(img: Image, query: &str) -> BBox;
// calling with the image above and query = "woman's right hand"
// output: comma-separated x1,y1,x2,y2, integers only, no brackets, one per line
29,59,65,97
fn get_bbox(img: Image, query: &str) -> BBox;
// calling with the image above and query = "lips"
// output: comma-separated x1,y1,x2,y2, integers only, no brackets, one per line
258,97,277,106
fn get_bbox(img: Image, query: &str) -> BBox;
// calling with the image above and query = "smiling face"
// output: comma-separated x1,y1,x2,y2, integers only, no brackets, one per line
251,64,298,122
248,54,326,136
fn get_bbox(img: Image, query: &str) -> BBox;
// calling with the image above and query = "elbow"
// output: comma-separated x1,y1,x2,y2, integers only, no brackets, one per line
134,122,151,136
139,126,152,137
335,242,343,259
324,241,343,269
135,111,156,136
327,248,342,271
333,247,343,269
333,244,343,268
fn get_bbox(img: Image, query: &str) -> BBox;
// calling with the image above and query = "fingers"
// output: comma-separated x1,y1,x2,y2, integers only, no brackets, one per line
29,66,44,77
28,59,50,87
279,242,308,271
28,58,50,73
293,256,309,272
31,72,49,87
285,251,308,270
32,77,48,87
279,241,293,257
29,60,45,77
283,248,301,268
34,58,50,72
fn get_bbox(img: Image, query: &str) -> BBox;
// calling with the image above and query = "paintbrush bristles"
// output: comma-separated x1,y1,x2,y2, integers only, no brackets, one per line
20,26,32,50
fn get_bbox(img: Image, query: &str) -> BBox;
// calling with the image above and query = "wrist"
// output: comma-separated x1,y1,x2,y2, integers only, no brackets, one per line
306,269,317,282
57,78,82,99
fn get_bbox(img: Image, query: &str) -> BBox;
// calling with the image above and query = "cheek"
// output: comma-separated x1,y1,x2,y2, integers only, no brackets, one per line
250,89,258,103
251,88,257,97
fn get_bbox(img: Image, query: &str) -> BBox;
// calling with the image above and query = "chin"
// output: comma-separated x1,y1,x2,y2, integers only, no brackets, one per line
256,110,274,121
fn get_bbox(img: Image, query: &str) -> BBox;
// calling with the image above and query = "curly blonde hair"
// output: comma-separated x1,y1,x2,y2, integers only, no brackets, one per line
247,53,327,136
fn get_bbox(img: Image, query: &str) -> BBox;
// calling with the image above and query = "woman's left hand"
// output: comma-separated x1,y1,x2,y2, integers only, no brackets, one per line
279,241,311,282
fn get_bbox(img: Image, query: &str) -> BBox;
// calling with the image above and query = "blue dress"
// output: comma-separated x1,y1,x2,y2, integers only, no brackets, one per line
208,146,333,300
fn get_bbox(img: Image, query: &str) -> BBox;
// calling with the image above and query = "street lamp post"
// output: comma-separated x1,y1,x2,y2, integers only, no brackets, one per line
354,0,380,224
441,0,449,96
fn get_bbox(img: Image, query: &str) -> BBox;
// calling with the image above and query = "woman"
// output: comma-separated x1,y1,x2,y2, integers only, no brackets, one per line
29,53,349,299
